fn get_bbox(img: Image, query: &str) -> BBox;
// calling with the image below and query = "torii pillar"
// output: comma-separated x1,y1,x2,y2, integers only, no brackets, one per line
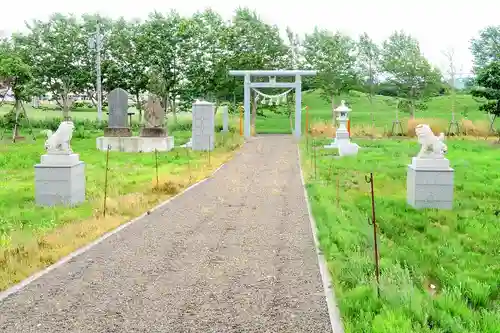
229,70,317,139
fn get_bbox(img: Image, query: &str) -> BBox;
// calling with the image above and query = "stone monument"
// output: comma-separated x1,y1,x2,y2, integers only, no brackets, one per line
221,105,229,133
140,94,167,137
96,91,174,152
324,100,359,155
104,88,132,137
407,124,454,210
192,100,215,151
35,121,85,206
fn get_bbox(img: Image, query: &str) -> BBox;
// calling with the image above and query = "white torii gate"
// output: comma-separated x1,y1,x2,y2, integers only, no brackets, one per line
229,70,317,139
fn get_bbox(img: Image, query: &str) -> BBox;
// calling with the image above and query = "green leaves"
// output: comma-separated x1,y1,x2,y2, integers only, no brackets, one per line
0,41,33,101
381,31,443,117
471,61,500,116
303,28,357,102
470,26,500,73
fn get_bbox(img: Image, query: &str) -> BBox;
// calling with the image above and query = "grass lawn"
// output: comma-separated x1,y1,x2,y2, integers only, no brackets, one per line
240,91,499,136
0,130,242,291
301,138,500,332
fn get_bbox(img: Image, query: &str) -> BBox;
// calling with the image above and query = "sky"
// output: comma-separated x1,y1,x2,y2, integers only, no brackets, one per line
1,0,498,76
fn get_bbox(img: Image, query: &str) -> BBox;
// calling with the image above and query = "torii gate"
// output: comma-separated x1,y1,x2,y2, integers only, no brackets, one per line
229,70,317,139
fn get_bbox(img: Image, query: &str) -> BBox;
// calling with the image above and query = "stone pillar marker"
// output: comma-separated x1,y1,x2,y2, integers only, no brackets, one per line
35,121,86,206
192,100,215,151
221,105,229,133
104,88,132,137
407,124,454,210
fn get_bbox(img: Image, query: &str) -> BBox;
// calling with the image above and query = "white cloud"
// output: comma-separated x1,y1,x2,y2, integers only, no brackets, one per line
1,0,498,74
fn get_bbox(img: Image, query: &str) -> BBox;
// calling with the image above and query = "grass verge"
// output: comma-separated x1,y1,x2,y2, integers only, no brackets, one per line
301,137,500,333
0,131,242,291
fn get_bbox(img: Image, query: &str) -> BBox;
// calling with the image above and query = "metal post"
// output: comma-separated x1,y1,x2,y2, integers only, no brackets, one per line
103,145,111,217
243,74,251,139
365,172,380,297
295,75,302,138
95,22,103,123
154,149,159,188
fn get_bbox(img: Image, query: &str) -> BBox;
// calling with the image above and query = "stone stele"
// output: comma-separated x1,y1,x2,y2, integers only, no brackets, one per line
140,94,167,137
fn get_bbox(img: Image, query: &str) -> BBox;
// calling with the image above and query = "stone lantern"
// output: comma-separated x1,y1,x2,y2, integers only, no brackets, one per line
324,100,351,149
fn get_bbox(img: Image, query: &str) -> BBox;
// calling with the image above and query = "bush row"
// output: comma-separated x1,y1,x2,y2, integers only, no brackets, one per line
0,116,235,139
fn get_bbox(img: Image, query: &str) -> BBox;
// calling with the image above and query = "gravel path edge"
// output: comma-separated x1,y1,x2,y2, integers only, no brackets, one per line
0,160,230,303
297,145,345,333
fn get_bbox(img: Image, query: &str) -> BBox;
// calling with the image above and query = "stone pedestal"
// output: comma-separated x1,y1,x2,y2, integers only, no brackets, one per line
324,130,351,149
407,157,454,210
104,127,132,137
192,100,215,151
34,153,86,207
96,136,174,153
139,127,167,137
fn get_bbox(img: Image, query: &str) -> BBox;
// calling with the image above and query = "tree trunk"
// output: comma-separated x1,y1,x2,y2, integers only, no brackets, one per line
214,99,220,116
14,100,21,138
172,98,177,124
135,92,142,122
331,95,336,127
62,93,71,120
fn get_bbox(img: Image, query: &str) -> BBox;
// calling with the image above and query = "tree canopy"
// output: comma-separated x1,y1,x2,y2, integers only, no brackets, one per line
3,7,481,120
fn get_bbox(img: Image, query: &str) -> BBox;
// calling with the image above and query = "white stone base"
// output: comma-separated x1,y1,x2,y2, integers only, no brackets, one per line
407,158,454,210
35,154,85,207
324,130,350,149
96,136,174,153
410,157,450,170
41,153,80,166
324,138,351,149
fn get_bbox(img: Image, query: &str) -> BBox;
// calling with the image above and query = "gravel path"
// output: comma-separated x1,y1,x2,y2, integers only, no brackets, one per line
0,135,332,333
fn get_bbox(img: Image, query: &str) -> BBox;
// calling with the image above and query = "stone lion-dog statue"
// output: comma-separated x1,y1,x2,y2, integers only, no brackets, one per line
415,124,447,159
43,120,75,154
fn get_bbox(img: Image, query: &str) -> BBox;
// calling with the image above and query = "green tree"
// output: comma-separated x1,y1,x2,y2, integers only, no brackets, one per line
0,45,33,135
104,17,149,119
470,61,500,135
225,8,290,126
470,26,500,73
139,10,193,123
13,13,90,119
357,32,381,124
303,28,357,110
381,31,442,118
183,9,232,109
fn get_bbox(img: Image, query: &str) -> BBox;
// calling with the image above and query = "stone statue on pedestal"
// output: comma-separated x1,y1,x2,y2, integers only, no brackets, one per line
407,123,454,210
44,120,75,154
35,120,86,207
415,124,447,159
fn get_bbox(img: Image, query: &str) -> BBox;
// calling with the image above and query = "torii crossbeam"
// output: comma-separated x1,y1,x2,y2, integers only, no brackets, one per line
229,70,317,139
